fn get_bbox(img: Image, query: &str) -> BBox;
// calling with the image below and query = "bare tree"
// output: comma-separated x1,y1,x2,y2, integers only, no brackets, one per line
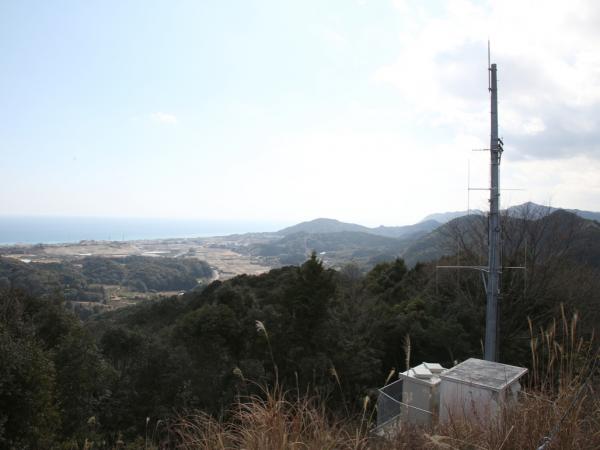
437,205,600,361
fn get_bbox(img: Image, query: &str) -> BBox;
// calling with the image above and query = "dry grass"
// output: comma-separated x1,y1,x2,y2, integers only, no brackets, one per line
165,384,371,450
160,309,599,449
528,305,596,393
433,389,599,450
162,385,599,450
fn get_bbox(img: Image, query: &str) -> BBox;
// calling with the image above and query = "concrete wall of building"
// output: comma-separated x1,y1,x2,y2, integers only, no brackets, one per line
439,380,499,423
400,377,439,426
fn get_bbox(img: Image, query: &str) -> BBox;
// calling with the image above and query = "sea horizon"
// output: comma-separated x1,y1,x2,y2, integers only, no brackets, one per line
0,215,287,245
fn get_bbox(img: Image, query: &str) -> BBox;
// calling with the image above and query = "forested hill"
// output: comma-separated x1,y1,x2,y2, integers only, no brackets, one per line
401,209,600,268
252,207,600,270
278,218,372,235
277,217,440,239
247,231,409,266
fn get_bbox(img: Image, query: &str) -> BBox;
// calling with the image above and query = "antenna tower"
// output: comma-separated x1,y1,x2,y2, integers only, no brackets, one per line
485,62,502,361
436,51,521,363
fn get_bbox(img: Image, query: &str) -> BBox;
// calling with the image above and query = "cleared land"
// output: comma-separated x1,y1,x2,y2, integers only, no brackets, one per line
1,234,278,312
1,234,275,280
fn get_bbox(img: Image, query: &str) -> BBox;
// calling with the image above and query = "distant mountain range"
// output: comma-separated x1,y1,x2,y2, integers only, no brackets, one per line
423,202,600,224
420,209,483,223
278,202,600,236
256,202,600,270
505,201,600,222
278,218,440,240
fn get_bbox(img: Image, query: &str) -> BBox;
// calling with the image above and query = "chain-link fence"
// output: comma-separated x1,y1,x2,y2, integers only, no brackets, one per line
375,378,434,435
377,379,404,427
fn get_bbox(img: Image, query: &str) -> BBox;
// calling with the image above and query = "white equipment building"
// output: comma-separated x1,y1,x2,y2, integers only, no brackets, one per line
439,358,527,423
375,358,527,434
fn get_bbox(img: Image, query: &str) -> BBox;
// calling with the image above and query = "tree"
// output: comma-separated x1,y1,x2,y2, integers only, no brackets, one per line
0,289,111,446
0,324,59,448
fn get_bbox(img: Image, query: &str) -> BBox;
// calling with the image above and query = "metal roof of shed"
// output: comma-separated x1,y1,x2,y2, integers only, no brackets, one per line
440,358,527,392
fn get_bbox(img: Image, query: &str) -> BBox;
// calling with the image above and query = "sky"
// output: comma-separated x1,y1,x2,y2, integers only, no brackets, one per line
1,0,599,227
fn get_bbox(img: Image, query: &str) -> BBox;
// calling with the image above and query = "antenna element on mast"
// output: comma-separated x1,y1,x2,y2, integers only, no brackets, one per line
487,40,491,91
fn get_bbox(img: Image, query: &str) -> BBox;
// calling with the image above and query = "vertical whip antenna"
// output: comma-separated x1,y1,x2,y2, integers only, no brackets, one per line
487,40,491,91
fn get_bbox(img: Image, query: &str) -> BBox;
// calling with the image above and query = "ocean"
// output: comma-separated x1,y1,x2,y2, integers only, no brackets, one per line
0,216,285,245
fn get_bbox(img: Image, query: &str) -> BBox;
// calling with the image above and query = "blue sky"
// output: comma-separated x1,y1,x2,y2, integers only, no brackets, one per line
2,0,599,226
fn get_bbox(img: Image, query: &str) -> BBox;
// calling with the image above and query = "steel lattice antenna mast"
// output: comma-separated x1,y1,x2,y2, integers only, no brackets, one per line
484,62,503,361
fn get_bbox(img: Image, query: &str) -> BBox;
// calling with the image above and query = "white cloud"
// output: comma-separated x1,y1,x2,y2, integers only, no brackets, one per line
150,112,178,124
522,117,546,136
504,155,600,211
377,0,600,160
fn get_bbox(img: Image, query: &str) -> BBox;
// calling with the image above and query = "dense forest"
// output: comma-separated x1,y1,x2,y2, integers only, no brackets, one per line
0,255,213,301
1,210,599,448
